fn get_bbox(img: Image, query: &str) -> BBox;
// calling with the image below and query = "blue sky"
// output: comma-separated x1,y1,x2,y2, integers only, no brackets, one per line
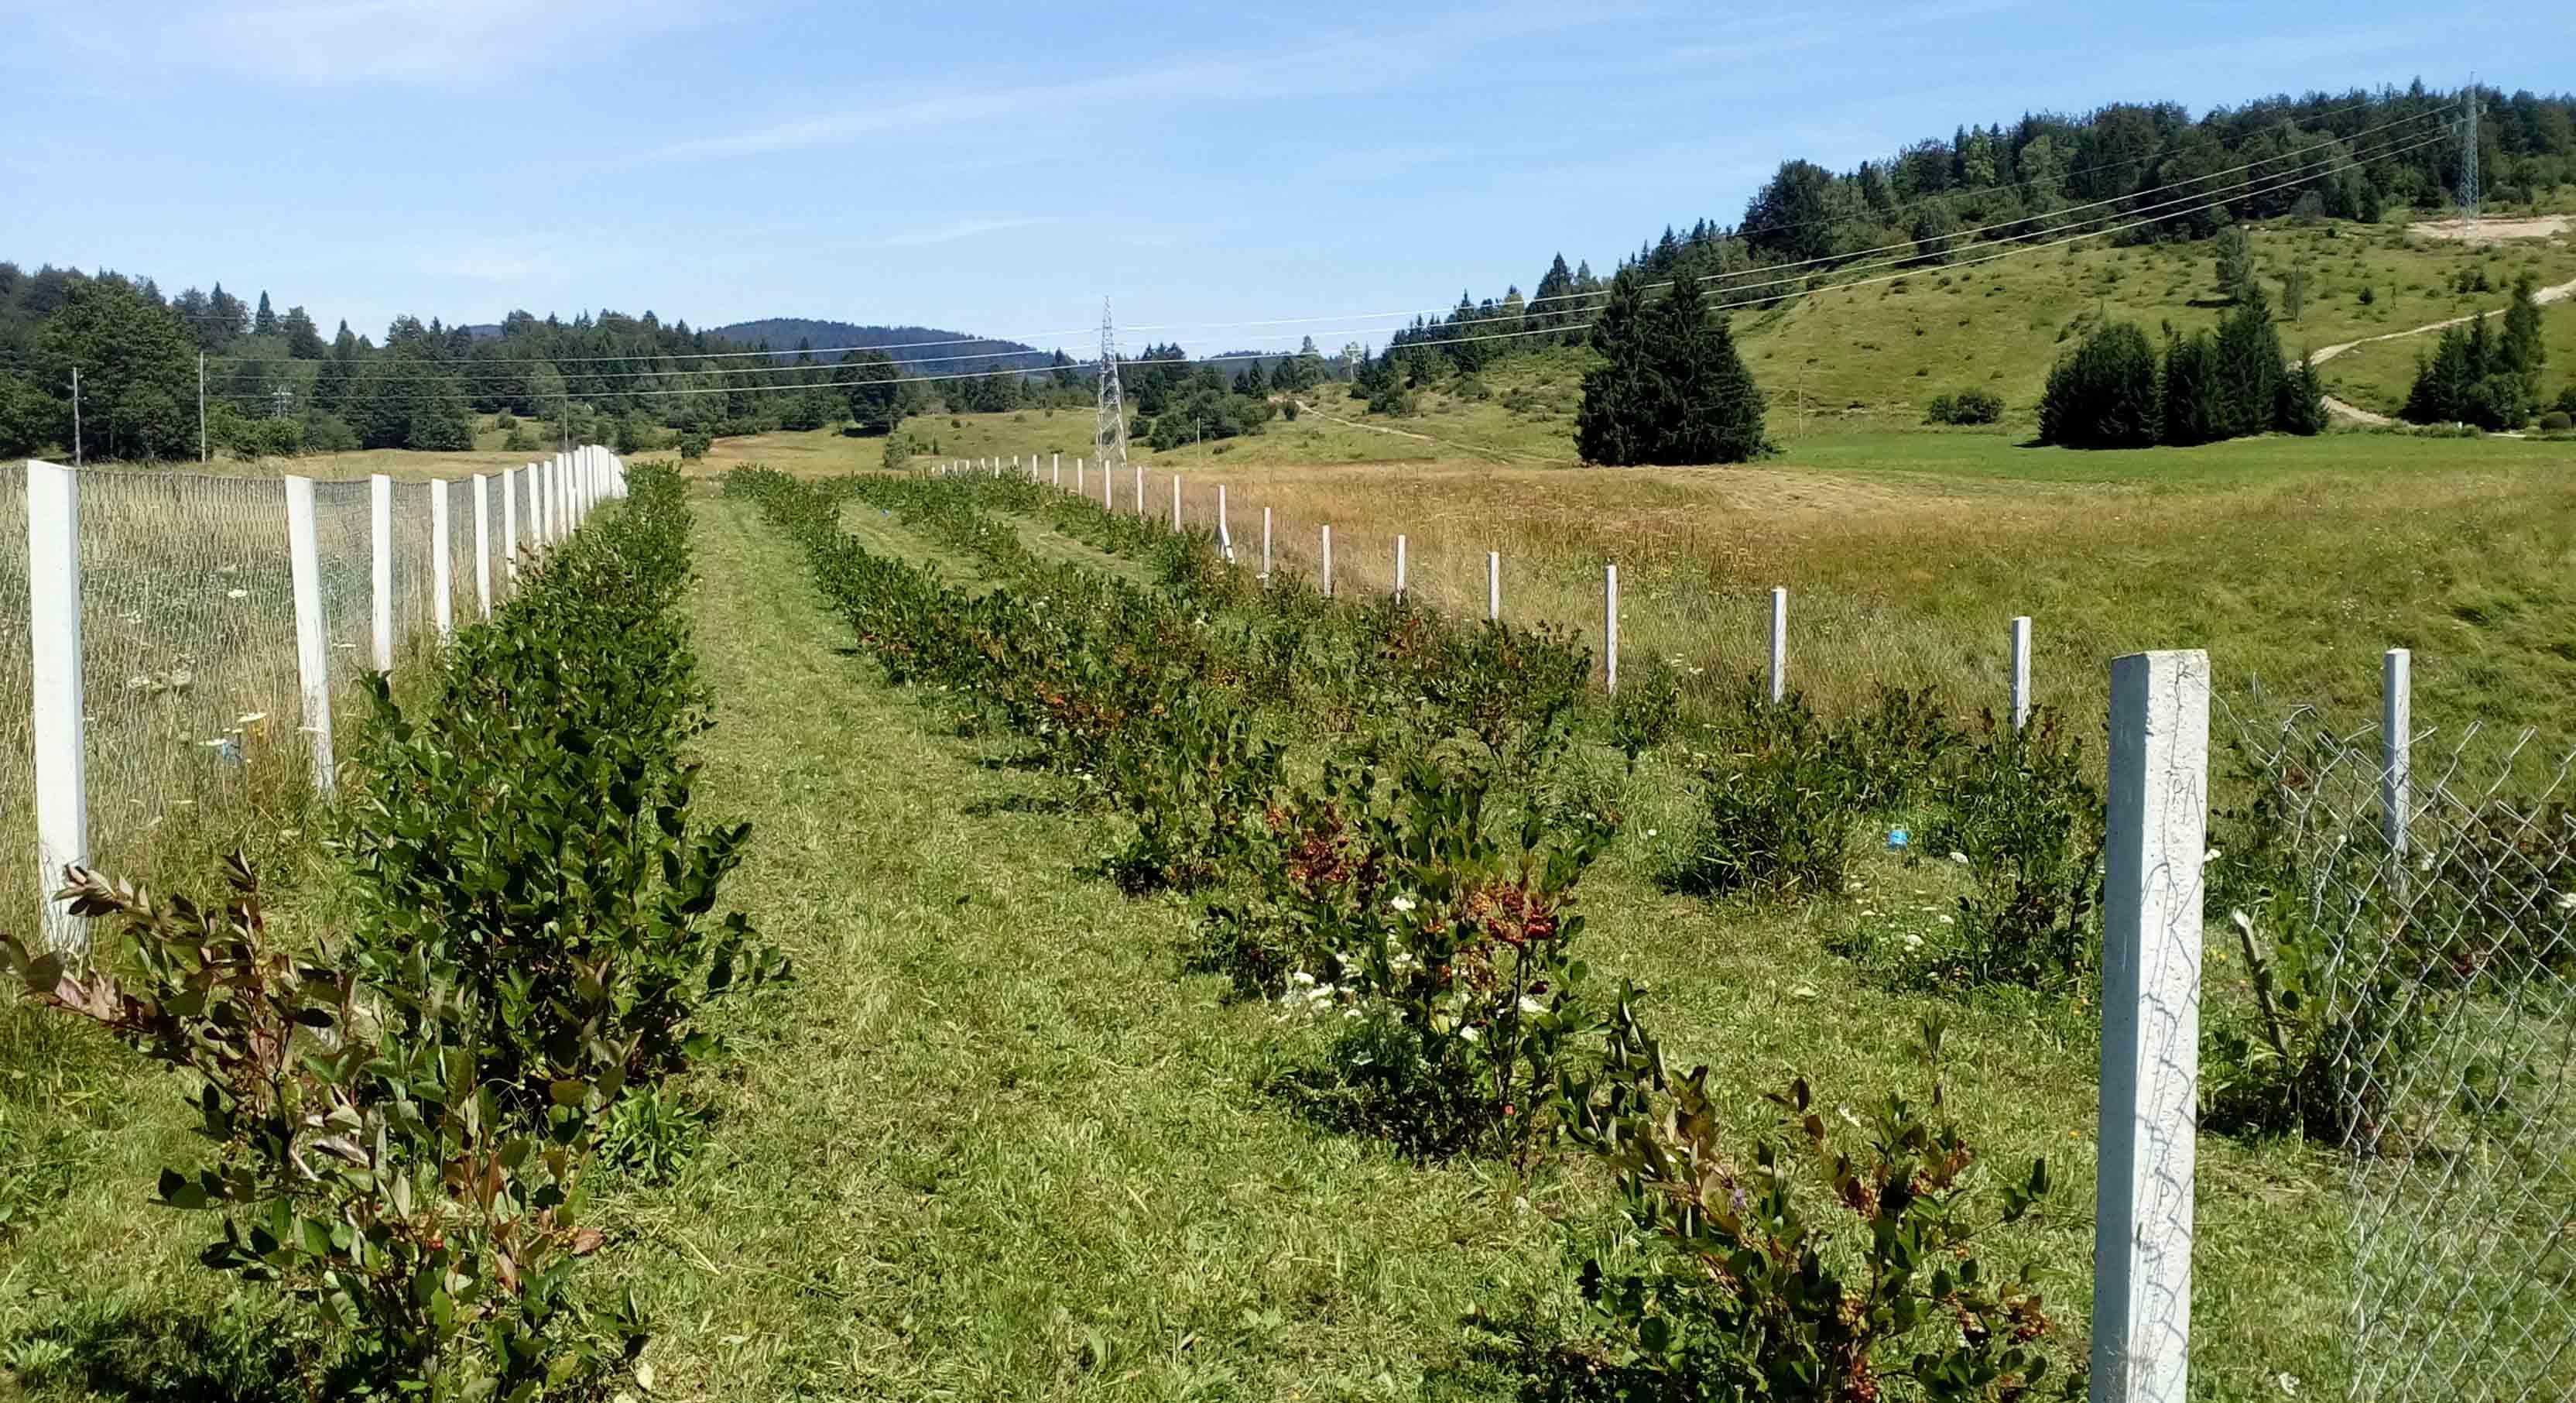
8,0,2556,358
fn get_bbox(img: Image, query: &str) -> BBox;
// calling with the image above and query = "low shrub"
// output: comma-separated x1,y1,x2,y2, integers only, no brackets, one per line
1926,388,2004,424
1558,1007,2078,1401
1667,692,1864,898
4,860,643,1398
1917,711,2105,990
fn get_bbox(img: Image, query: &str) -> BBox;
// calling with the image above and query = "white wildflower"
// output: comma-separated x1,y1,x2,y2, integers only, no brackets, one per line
1389,894,1417,914
1937,914,1954,925
1949,850,1969,866
1518,995,1547,1016
226,588,248,600
1903,933,1923,949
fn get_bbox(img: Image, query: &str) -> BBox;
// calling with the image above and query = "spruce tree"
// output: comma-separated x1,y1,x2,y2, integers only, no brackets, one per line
2160,331,2225,446
2277,353,2329,435
2211,283,2284,437
253,291,279,338
2500,273,2547,399
1655,272,1769,464
2039,322,2161,448
1575,270,1658,466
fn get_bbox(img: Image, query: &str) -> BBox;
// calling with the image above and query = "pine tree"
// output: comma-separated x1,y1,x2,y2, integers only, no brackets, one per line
2277,353,2329,435
1575,270,1658,466
1654,273,1768,464
2039,322,2161,448
1235,359,1268,396
282,306,324,358
2210,283,2284,437
253,291,279,338
2160,331,2225,445
2403,324,2476,424
2500,273,2547,397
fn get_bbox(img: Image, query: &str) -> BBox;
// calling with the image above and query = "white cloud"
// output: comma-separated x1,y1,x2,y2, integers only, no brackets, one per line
882,217,1061,248
29,0,729,87
642,5,1611,164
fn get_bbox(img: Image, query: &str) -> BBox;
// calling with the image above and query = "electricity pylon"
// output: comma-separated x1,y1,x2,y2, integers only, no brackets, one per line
1095,298,1129,472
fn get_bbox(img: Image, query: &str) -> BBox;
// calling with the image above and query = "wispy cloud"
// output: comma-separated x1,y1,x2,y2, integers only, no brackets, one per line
642,5,1612,165
29,0,731,87
883,216,1062,248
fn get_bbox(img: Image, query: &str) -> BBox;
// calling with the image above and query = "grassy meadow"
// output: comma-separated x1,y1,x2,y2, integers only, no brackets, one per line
7,214,2576,1401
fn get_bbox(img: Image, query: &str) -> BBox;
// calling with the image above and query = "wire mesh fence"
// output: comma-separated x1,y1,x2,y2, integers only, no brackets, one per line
6,454,615,939
2217,698,2576,1400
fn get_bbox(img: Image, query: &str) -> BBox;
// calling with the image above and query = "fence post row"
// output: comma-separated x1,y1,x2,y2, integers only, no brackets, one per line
2012,616,2033,730
26,461,87,953
369,473,394,673
430,480,454,644
1605,564,1619,694
1769,586,1788,704
2092,648,2210,1403
472,474,492,618
273,477,337,818
2382,647,2411,863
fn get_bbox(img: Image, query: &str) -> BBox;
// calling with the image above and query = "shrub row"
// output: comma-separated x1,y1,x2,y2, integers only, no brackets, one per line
2,462,779,1398
728,467,2087,1395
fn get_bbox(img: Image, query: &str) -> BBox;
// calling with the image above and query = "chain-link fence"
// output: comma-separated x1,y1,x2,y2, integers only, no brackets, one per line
2218,698,2576,1401
6,455,614,940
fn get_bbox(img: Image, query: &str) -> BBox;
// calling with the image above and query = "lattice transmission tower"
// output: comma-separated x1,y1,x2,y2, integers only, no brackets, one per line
1095,298,1129,472
2460,82,2481,226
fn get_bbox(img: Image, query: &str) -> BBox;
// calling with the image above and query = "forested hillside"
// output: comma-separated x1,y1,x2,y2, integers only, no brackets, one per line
705,318,1053,374
1372,82,2574,380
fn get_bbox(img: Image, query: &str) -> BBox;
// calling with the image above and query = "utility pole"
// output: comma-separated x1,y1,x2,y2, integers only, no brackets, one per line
1094,298,1129,472
198,352,207,463
70,366,81,468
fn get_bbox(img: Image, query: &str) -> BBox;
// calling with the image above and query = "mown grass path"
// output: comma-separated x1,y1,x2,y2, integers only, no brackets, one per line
610,492,1543,1401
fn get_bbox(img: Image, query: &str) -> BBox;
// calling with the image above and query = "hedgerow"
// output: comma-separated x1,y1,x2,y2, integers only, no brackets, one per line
2,461,766,1398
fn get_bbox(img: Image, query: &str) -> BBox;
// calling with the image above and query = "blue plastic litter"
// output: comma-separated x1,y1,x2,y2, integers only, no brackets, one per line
1886,828,1909,850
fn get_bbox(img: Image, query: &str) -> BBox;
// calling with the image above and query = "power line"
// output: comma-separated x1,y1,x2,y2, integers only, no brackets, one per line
212,118,2445,396
200,127,2437,417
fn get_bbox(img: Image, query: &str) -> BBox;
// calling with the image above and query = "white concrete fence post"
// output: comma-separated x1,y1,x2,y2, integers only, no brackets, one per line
2382,647,2411,862
1133,465,1143,515
2012,616,2033,731
1321,524,1334,597
1395,534,1407,600
1217,484,1233,561
430,479,453,645
1172,473,1182,533
1261,506,1272,579
1488,551,1501,623
1053,452,1061,487
2092,648,2210,1403
369,473,394,673
472,474,492,618
1605,564,1620,694
26,460,87,953
1769,586,1789,704
503,467,520,586
283,475,334,802
1077,458,1085,495
1102,461,1113,511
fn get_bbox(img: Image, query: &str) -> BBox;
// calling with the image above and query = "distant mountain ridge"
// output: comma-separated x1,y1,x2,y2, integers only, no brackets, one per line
706,317,1057,373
